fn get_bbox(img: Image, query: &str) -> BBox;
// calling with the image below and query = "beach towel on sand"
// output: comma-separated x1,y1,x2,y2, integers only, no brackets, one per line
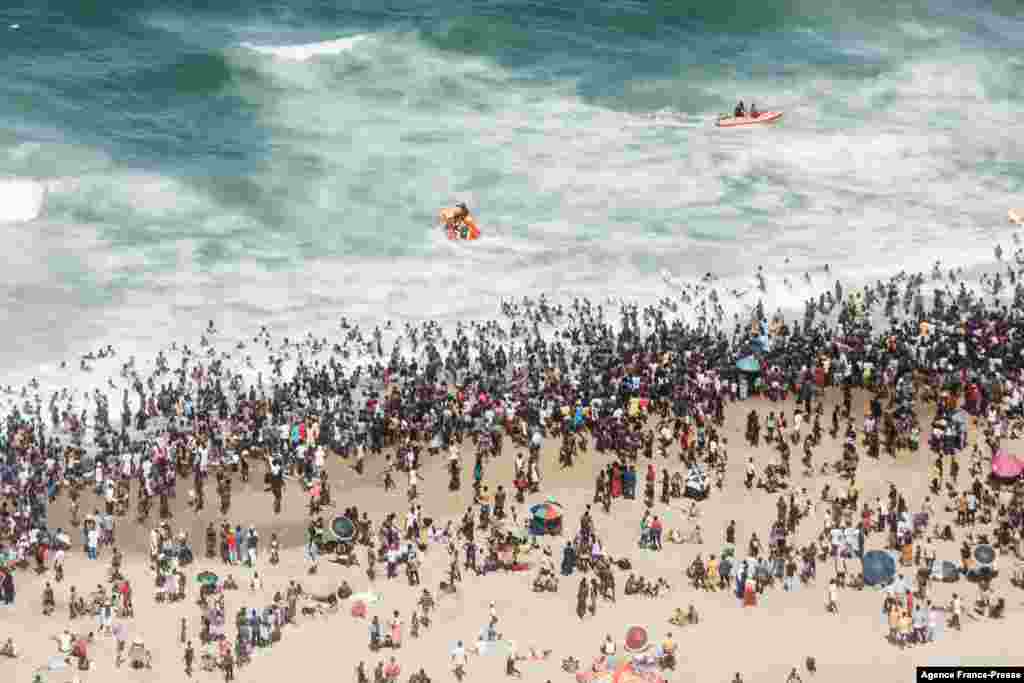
350,591,382,605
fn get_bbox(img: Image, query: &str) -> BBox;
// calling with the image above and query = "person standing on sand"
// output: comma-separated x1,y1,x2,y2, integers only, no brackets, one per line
222,649,234,682
184,641,194,678
390,610,402,648
743,575,756,607
826,580,839,615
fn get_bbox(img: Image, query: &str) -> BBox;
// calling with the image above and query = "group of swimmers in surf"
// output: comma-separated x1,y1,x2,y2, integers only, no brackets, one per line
733,101,760,118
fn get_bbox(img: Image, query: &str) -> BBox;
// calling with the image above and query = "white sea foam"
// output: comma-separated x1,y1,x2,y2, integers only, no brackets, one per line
0,178,46,223
3,27,1024,396
240,35,369,62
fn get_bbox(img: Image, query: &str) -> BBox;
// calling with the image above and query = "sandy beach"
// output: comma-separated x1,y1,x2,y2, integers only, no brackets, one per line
4,371,1024,683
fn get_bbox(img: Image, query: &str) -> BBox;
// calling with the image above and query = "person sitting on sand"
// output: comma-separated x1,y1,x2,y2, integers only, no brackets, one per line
55,628,73,654
505,653,522,678
670,604,699,625
0,637,17,658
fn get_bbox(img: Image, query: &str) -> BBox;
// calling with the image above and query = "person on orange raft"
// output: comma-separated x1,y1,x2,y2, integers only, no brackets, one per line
734,101,745,117
749,102,760,118
440,203,480,241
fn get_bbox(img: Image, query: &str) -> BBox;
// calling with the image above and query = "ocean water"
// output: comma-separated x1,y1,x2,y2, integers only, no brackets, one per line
1,0,1023,389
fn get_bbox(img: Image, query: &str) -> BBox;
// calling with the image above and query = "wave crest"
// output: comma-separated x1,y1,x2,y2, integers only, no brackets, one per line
0,178,46,223
240,35,369,62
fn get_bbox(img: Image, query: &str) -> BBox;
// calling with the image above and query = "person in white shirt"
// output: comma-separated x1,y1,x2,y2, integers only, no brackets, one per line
86,527,99,560
56,629,72,653
408,468,419,498
451,640,467,674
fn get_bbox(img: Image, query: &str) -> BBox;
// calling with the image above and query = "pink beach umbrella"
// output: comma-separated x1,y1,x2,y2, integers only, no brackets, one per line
991,450,1024,479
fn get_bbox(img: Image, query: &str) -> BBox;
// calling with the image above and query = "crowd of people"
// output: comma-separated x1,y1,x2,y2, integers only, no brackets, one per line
3,255,1024,680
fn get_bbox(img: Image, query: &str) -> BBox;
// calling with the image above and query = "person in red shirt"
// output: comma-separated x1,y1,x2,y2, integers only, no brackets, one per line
645,464,657,504
650,516,663,551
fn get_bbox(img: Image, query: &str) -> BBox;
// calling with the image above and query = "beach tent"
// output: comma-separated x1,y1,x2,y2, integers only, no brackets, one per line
862,550,896,586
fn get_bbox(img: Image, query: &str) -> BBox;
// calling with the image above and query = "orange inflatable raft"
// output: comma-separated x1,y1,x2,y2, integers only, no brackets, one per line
439,207,481,241
715,111,783,127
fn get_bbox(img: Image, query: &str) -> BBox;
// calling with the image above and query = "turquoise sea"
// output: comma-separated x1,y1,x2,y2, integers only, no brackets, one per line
1,1,1022,386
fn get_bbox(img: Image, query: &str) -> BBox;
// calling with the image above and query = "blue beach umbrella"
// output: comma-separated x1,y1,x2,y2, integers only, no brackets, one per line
862,550,896,586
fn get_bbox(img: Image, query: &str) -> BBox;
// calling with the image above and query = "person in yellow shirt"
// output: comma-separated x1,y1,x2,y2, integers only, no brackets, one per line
706,555,720,591
899,608,913,646
660,632,677,669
